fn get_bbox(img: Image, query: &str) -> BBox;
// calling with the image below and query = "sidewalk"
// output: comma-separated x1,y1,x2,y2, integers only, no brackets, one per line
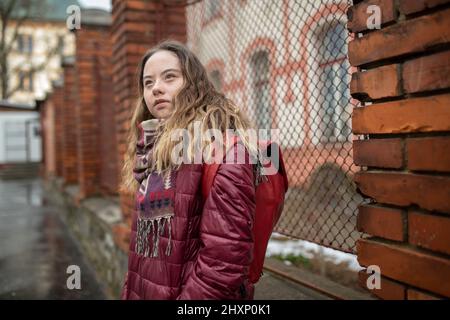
256,257,374,300
0,177,373,300
255,270,331,300
0,178,107,299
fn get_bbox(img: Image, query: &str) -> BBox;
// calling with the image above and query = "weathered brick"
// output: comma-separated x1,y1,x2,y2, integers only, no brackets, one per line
347,0,397,33
407,288,441,300
353,138,404,168
352,94,450,134
354,172,450,213
407,136,450,172
40,98,55,180
350,0,450,302
112,223,131,253
399,0,450,15
357,239,450,297
51,85,65,179
358,270,406,299
403,51,450,94
357,204,405,241
409,210,450,255
61,62,78,185
125,0,157,11
75,24,115,198
350,64,401,101
348,8,450,66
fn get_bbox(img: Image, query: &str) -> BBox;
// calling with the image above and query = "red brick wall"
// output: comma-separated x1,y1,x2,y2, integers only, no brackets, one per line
111,0,186,250
40,86,64,180
96,36,119,196
52,83,65,178
75,23,116,198
348,0,450,299
61,60,78,185
41,97,56,179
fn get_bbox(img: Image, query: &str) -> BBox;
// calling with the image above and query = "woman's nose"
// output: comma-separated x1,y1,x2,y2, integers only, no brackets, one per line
152,79,164,96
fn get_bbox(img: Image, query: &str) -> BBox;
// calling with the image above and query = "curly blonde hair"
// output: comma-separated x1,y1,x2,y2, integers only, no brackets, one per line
119,40,256,194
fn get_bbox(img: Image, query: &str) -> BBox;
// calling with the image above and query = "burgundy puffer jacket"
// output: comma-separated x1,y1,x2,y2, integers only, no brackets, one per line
121,145,256,300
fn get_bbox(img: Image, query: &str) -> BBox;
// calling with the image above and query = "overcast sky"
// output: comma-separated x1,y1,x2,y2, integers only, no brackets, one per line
78,0,111,12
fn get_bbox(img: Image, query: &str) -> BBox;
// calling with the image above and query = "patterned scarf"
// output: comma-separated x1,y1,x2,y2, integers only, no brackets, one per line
133,118,176,258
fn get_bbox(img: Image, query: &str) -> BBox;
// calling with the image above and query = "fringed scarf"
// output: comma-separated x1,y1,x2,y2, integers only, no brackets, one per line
133,118,176,258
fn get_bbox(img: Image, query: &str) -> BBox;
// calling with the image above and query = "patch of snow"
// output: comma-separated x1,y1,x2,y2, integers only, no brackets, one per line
267,232,364,272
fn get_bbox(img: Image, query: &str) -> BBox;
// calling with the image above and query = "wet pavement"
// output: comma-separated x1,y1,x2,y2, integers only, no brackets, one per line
255,271,331,300
0,178,107,299
0,178,342,300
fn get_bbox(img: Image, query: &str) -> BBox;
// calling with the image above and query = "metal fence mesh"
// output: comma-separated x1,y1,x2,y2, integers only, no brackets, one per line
176,0,364,253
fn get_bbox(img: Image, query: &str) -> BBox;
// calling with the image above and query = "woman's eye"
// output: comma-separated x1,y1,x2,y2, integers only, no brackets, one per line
166,74,175,80
144,81,153,87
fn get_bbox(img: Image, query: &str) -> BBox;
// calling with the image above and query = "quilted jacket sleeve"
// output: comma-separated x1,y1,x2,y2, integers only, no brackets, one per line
177,147,256,299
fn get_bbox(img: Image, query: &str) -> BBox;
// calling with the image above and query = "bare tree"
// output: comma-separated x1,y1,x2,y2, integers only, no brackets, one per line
0,0,63,100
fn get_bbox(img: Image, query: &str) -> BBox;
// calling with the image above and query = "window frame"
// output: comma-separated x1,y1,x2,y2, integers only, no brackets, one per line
316,22,351,143
17,34,33,54
250,50,272,130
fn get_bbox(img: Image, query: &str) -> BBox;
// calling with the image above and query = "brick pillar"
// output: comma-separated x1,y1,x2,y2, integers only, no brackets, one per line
111,0,186,249
97,38,119,195
52,80,65,178
348,0,450,299
74,11,113,198
36,98,46,178
40,95,56,180
61,57,78,185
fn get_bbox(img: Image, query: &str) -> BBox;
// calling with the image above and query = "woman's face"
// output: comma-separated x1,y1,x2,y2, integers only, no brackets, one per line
143,50,184,119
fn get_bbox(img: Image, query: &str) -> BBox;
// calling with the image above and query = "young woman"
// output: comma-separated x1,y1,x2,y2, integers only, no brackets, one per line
120,40,258,300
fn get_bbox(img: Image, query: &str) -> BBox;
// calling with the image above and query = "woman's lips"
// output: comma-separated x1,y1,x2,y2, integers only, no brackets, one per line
155,101,169,110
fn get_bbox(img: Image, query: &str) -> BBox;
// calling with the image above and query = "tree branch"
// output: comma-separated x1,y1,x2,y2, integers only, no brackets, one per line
3,1,33,58
0,0,54,99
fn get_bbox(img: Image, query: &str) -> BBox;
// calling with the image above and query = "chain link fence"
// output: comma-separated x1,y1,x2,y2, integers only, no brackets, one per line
174,0,364,253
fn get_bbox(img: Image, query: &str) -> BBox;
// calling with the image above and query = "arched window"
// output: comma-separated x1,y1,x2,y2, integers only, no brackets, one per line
209,70,222,92
318,22,351,142
250,51,272,130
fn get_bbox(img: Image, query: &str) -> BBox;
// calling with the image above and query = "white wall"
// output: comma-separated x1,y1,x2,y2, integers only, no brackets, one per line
0,112,42,163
